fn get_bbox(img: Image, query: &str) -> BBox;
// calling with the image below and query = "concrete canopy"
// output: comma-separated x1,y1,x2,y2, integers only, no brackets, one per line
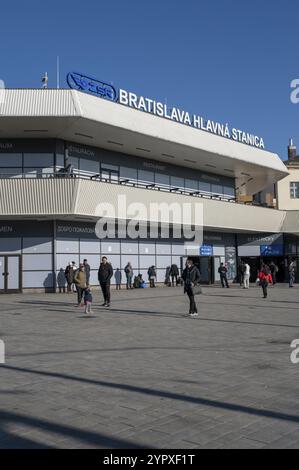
0,89,289,195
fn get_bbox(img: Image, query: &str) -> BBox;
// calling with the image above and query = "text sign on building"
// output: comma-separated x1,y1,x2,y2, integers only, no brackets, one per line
67,72,265,150
200,245,214,257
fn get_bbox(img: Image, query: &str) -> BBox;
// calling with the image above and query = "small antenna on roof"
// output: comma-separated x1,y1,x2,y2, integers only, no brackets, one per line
41,72,48,89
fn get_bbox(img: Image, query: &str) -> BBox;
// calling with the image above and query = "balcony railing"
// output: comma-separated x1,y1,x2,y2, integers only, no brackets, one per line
0,169,275,208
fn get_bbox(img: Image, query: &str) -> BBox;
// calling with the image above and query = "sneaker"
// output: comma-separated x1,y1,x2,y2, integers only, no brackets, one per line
106,303,110,308
190,313,199,317
101,303,107,307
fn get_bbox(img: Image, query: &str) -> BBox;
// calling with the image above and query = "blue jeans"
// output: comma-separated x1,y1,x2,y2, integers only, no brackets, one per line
289,275,295,287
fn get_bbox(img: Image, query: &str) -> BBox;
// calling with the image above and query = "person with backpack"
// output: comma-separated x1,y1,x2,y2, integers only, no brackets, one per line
124,262,134,289
182,259,201,317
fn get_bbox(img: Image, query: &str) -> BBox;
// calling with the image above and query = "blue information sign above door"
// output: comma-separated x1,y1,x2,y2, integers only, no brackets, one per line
260,245,284,257
200,245,214,256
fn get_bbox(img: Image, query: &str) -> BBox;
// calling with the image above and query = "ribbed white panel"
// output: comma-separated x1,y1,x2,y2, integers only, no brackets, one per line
0,89,79,116
0,179,78,214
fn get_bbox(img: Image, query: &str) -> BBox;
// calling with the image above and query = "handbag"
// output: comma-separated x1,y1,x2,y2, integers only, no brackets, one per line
191,285,202,296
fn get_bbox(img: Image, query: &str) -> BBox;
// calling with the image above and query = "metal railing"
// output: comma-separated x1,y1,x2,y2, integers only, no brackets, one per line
0,169,276,208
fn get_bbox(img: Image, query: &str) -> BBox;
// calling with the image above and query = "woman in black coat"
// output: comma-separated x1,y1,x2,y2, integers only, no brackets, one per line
182,259,201,317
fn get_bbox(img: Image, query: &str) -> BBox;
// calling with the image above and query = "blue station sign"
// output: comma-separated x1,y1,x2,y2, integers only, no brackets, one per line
67,72,118,102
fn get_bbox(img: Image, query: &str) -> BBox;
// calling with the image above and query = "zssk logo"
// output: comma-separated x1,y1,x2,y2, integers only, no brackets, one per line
67,72,118,102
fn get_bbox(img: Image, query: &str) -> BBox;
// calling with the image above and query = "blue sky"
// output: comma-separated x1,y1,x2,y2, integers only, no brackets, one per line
0,0,298,159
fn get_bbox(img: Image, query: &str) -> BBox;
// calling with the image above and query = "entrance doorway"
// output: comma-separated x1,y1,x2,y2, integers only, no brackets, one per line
0,255,22,293
181,256,213,284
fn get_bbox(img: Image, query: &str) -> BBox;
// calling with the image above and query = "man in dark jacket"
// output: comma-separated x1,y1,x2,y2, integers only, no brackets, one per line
218,263,230,289
169,264,179,287
182,259,201,317
98,257,113,307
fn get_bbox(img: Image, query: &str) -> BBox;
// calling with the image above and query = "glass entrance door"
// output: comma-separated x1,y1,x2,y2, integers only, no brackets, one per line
0,256,22,293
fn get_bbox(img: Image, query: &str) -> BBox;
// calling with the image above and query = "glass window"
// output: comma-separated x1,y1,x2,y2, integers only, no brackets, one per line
185,179,198,191
156,255,172,269
0,153,22,167
290,182,299,199
121,241,139,254
23,271,55,288
223,185,235,197
139,242,155,255
172,243,185,255
170,176,185,189
23,153,54,167
23,254,52,271
155,173,170,187
80,239,101,254
138,170,155,184
101,241,120,254
156,243,171,255
23,238,52,254
211,184,224,195
80,159,99,174
56,154,64,168
120,167,137,181
69,157,79,170
198,180,211,193
121,254,139,271
0,238,21,253
56,254,79,270
0,167,22,178
56,239,79,254
139,255,156,269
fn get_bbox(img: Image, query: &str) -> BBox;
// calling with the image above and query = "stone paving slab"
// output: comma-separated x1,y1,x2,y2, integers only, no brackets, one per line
0,284,299,448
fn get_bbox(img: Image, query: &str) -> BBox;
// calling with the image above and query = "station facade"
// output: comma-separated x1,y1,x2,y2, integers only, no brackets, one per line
0,84,297,292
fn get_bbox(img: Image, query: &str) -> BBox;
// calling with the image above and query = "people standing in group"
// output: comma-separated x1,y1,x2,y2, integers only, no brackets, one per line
74,263,87,306
238,261,246,287
244,262,251,289
84,287,93,314
148,265,157,288
289,259,296,288
269,261,278,286
83,259,91,287
98,256,113,307
218,263,230,289
124,262,134,289
115,268,122,290
169,264,179,287
258,265,273,299
182,259,201,317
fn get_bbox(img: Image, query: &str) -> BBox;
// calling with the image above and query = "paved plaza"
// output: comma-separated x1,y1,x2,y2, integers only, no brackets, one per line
0,284,299,449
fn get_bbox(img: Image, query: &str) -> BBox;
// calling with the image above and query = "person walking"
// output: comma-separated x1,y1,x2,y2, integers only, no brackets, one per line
115,268,122,290
74,263,87,306
244,263,251,289
148,265,157,288
182,259,201,317
83,259,91,287
218,263,230,289
289,259,296,288
98,257,113,307
124,262,134,289
84,287,93,314
258,265,272,299
169,264,179,286
269,261,278,286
